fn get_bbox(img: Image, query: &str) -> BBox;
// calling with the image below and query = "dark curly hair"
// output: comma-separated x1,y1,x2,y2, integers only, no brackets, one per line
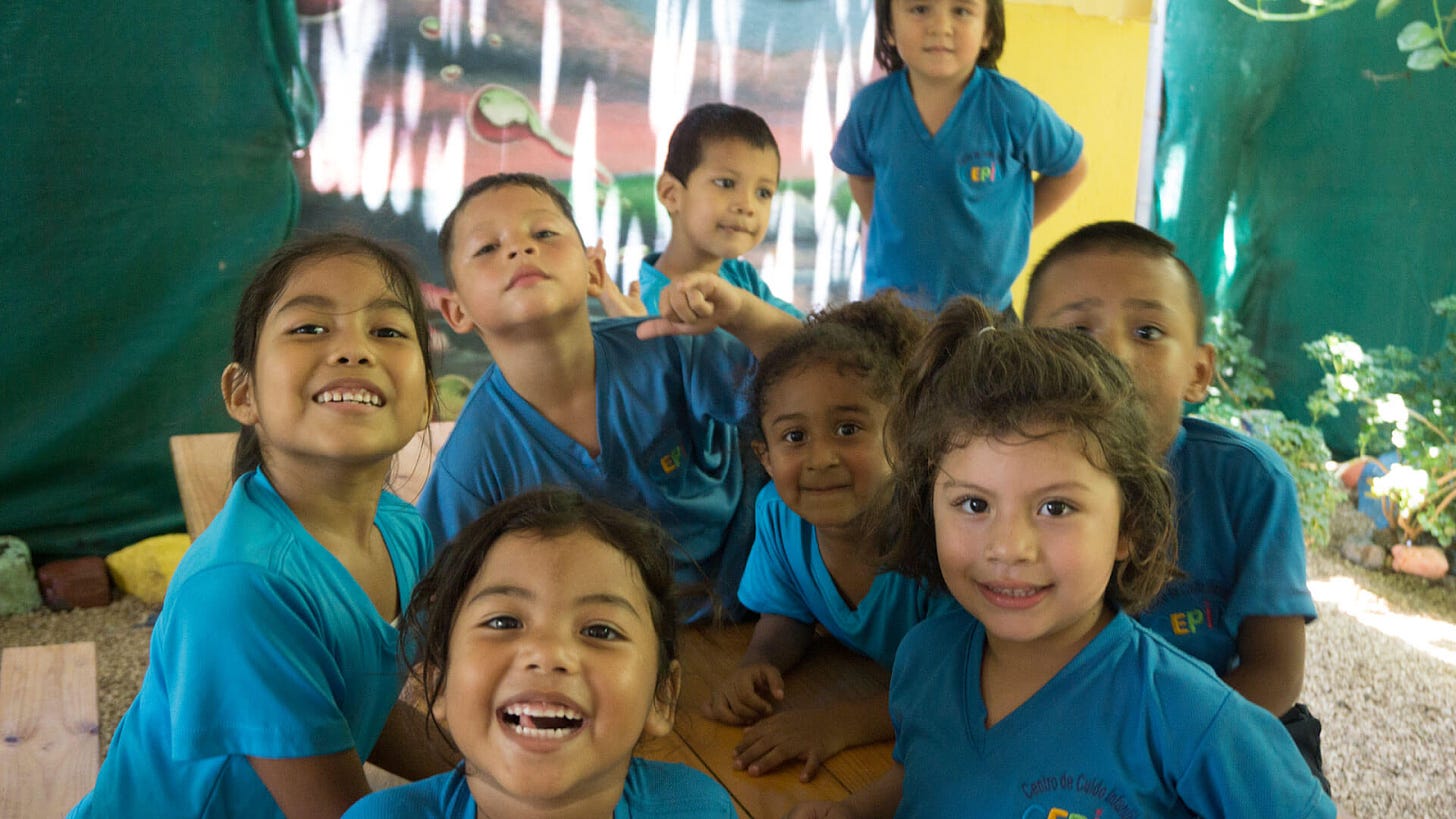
882,296,1178,614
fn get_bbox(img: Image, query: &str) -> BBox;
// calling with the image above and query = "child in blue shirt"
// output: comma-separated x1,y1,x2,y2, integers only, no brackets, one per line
702,292,957,782
417,173,801,618
343,489,735,819
1023,220,1328,791
832,0,1086,311
71,234,454,818
791,299,1334,818
639,102,802,318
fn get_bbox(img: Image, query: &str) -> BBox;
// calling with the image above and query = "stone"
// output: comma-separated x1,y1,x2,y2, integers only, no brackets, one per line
36,557,113,610
1391,543,1450,580
104,533,191,605
0,536,44,615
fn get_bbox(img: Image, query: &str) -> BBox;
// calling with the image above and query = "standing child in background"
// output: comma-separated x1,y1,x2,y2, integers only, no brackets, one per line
832,0,1087,312
1022,220,1329,791
343,488,736,818
71,234,455,819
702,292,956,782
640,102,802,318
792,298,1335,818
417,173,801,620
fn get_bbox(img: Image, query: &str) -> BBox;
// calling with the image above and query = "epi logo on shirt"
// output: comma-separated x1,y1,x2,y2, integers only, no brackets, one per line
659,445,683,474
1169,601,1216,635
1023,809,1104,819
969,163,998,183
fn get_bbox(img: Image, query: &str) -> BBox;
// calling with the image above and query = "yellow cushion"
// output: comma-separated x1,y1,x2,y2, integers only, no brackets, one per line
104,533,191,604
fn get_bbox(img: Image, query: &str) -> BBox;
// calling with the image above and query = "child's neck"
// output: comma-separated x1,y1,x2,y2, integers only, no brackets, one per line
815,522,878,610
486,321,601,457
979,603,1116,728
465,764,625,819
907,67,974,137
653,236,725,281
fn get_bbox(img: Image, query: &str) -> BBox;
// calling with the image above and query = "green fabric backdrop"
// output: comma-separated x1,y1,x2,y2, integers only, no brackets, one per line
1155,3,1456,457
1,1,316,557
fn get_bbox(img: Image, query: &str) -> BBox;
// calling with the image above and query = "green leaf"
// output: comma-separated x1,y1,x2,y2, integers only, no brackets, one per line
1407,45,1447,71
1397,20,1439,52
1375,0,1405,18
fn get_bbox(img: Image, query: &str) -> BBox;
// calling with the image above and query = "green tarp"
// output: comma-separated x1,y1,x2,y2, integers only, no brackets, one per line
1,2,316,557
1155,3,1456,457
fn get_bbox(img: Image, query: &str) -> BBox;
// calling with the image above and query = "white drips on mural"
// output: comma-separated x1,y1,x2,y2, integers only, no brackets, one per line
360,101,395,211
402,47,425,132
422,118,467,231
540,0,561,126
712,0,744,104
600,186,623,286
469,0,488,48
570,79,602,247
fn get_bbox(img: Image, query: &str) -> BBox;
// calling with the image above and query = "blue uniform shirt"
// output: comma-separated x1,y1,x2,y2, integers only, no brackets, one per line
417,318,758,610
342,757,736,818
890,608,1335,818
638,253,803,318
71,469,432,818
738,483,958,668
832,68,1083,311
1141,417,1319,673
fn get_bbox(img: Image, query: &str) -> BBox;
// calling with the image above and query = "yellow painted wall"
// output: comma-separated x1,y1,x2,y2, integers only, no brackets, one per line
1000,4,1151,310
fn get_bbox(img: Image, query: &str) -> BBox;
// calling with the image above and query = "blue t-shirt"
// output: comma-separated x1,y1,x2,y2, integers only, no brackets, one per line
1141,417,1318,673
889,608,1335,818
70,469,432,819
342,757,736,818
737,483,958,668
416,318,758,611
831,68,1083,311
637,253,803,319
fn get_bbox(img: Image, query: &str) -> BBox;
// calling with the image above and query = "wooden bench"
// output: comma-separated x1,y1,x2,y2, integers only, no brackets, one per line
0,642,99,817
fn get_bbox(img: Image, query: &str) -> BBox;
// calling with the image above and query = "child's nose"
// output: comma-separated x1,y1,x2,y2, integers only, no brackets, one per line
807,438,840,468
986,514,1037,563
520,630,577,674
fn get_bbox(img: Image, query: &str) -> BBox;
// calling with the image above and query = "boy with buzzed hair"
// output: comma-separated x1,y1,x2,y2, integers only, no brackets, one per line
419,172,801,620
1022,220,1329,794
641,102,802,318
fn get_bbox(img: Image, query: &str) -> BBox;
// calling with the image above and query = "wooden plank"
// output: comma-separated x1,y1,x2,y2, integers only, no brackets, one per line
0,642,99,818
169,421,455,539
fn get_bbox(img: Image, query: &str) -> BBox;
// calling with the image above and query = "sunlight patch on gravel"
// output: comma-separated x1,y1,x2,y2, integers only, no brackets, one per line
1310,576,1456,667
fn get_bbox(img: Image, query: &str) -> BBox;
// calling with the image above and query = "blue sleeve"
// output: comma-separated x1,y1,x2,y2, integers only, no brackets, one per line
721,260,803,319
415,442,492,548
1173,694,1336,818
736,486,817,623
831,82,879,177
1009,85,1083,177
164,565,357,760
678,330,755,425
1225,451,1318,632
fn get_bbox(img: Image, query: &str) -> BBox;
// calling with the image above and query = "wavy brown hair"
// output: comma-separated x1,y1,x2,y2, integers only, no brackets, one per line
881,296,1178,614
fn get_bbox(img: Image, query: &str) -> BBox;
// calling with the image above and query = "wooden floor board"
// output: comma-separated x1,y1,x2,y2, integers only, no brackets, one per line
0,642,100,818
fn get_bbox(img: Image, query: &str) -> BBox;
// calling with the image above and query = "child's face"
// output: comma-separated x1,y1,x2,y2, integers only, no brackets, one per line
1024,250,1214,455
439,185,604,340
658,138,779,264
933,429,1129,656
888,0,991,86
223,254,429,471
753,364,892,534
434,528,676,815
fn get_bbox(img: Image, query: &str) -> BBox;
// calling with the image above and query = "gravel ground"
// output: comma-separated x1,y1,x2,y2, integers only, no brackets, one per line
3,549,1453,817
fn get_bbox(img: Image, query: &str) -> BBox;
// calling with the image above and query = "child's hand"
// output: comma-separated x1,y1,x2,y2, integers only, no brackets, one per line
587,239,647,318
701,662,785,725
785,801,855,819
636,273,745,340
732,706,848,782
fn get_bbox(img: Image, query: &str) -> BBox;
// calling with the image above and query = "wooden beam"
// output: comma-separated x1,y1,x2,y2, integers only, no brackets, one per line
0,642,100,817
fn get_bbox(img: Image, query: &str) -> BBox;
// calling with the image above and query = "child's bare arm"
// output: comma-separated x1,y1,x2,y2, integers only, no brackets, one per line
786,762,903,819
703,614,816,724
847,174,875,222
1222,615,1306,716
367,699,460,780
249,751,371,818
1032,152,1088,226
733,691,894,782
636,272,801,357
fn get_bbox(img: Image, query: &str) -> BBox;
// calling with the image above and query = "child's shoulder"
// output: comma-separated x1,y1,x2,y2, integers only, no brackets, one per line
1174,416,1292,479
624,757,735,815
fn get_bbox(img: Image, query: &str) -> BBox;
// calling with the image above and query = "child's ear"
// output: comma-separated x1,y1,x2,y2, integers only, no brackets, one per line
1183,342,1216,404
221,363,259,427
584,241,608,297
1115,533,1132,563
656,172,683,213
750,439,773,476
438,290,479,336
643,659,682,740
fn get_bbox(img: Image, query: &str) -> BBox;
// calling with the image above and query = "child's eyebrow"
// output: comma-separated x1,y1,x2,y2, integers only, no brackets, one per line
275,294,411,315
938,472,1092,495
464,585,644,620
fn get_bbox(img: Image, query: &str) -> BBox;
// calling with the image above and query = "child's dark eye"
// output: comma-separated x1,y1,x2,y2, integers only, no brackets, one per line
581,623,623,641
955,496,988,514
474,242,498,256
1135,326,1165,341
713,178,735,189
533,229,559,240
757,187,775,201
483,615,521,630
1040,500,1074,516
289,324,326,335
373,327,408,339
834,422,861,437
782,429,807,444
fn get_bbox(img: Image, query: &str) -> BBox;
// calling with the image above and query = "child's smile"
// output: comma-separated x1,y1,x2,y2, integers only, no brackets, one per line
436,528,676,813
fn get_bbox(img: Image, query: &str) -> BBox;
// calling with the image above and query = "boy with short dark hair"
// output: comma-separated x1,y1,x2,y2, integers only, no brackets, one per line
641,103,802,318
419,173,801,619
1023,220,1329,793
